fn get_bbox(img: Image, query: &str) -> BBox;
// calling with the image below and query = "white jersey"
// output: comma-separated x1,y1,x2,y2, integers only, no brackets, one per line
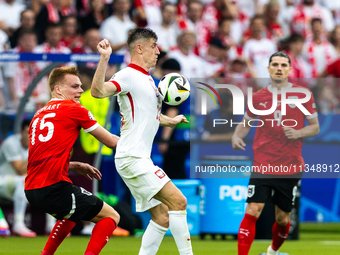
110,63,162,158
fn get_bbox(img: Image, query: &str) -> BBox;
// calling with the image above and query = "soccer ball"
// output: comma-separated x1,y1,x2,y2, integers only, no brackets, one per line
158,73,190,106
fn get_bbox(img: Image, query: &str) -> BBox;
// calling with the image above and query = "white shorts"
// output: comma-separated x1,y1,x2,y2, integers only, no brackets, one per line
115,157,170,212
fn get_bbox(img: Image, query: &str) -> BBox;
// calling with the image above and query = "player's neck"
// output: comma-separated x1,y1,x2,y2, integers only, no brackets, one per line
130,58,150,72
271,79,289,90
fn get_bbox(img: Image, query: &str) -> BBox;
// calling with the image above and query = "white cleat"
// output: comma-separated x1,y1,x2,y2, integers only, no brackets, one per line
267,245,279,255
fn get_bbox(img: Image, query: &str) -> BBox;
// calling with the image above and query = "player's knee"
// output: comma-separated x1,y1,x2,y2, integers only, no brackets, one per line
110,209,120,225
176,194,187,210
246,203,264,217
275,214,289,226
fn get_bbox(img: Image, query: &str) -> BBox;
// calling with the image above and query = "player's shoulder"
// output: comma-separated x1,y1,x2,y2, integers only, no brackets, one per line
291,83,311,91
250,86,273,103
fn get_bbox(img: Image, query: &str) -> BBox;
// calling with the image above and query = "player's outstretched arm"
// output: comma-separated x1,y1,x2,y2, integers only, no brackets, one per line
231,116,251,151
69,162,102,181
89,125,120,149
283,117,320,139
91,39,118,98
159,113,189,128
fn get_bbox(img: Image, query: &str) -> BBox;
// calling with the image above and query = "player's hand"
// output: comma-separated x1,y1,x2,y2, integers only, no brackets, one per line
69,162,102,181
231,135,246,151
170,115,189,128
97,39,112,59
283,127,302,140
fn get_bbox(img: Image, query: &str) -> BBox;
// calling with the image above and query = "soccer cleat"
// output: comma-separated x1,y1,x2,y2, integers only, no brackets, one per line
0,226,10,237
267,245,279,255
12,224,37,237
112,226,129,236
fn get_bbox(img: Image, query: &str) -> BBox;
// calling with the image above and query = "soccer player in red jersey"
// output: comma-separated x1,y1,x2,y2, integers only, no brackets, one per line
25,66,120,255
232,52,320,255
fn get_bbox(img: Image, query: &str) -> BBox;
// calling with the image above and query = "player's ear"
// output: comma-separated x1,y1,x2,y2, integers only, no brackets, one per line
136,44,143,54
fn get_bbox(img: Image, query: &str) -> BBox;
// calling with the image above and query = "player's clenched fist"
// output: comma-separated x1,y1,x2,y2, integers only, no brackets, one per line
97,39,112,58
283,127,302,140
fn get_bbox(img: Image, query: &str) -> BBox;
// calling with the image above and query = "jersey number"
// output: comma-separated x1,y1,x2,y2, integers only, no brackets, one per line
31,113,56,145
274,110,282,126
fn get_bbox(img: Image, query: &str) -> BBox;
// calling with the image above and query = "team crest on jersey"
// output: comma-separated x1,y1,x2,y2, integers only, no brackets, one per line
88,111,96,120
288,96,298,108
155,169,166,179
248,185,255,198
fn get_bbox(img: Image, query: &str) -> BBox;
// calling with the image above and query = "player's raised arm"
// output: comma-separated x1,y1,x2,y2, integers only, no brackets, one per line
91,39,118,98
159,113,189,128
231,116,251,151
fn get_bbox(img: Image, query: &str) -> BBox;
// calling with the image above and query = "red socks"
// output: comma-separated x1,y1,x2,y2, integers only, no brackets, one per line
84,218,117,255
237,213,258,255
271,221,290,251
41,219,76,255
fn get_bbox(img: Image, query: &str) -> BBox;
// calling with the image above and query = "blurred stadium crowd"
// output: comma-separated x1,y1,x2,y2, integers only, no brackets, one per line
1,0,340,115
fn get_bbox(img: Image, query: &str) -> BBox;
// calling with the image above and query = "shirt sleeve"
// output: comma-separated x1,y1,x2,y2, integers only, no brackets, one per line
108,69,132,95
303,90,318,119
70,104,100,133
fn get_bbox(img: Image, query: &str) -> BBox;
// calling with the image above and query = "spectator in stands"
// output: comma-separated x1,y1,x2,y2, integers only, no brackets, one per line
35,22,71,54
0,29,9,112
35,0,65,42
0,120,36,237
60,16,83,52
313,84,340,114
329,25,340,55
286,33,311,79
9,9,40,48
0,0,26,37
284,0,334,39
302,18,337,78
100,0,136,55
201,0,226,33
79,0,108,34
204,37,228,78
134,0,162,27
264,0,285,41
177,0,210,56
242,15,277,79
168,31,214,79
5,29,50,113
149,2,177,53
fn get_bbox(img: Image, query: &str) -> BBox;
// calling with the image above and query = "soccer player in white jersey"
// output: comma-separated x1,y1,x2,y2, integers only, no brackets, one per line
91,28,193,255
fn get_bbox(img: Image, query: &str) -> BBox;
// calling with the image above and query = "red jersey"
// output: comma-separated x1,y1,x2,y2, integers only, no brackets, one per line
245,84,317,174
25,99,99,190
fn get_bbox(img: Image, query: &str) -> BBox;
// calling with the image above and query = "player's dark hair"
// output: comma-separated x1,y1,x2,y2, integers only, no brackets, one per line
268,52,291,66
127,28,158,51
49,66,80,91
21,119,32,131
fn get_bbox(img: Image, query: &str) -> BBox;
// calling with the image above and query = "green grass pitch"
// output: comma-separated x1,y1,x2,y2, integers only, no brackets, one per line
1,223,339,255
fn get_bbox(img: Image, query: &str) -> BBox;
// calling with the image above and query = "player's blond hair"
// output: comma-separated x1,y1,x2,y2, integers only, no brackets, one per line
49,66,80,91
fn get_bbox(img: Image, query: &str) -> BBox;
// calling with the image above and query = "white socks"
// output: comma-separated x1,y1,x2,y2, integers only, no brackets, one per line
138,220,168,255
13,176,27,228
169,210,193,255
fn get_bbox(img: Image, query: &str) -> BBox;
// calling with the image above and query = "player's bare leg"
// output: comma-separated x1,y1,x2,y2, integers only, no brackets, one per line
84,202,120,255
238,202,265,255
138,203,169,255
153,181,193,255
267,206,291,255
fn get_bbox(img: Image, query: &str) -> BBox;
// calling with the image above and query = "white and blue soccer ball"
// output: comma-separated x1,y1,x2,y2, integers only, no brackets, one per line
158,73,190,106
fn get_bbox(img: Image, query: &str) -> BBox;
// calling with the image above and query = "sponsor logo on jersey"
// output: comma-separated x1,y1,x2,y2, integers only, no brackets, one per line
248,185,255,198
155,169,166,179
88,111,96,120
259,102,268,108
